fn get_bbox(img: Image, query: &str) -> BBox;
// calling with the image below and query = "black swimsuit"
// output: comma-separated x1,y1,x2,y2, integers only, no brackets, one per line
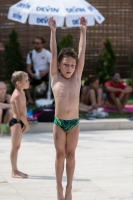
9,118,24,129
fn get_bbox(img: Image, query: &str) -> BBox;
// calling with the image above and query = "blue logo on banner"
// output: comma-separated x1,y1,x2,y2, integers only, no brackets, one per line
97,15,102,21
66,7,85,13
37,17,49,24
72,19,79,25
36,6,59,12
17,3,30,9
88,6,94,12
12,13,22,20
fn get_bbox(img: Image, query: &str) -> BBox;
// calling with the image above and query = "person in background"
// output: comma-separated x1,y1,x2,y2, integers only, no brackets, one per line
0,82,13,136
80,75,104,111
25,37,51,104
105,71,132,113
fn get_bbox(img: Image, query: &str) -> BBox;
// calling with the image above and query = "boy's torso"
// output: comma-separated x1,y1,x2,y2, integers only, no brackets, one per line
52,71,81,120
11,90,26,120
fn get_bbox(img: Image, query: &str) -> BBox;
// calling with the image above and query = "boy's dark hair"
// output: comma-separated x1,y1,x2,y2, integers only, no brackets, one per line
84,75,99,85
58,47,77,63
111,70,120,77
36,37,46,44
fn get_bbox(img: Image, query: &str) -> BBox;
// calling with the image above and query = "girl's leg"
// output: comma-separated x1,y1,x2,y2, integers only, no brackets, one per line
96,88,105,107
3,109,13,135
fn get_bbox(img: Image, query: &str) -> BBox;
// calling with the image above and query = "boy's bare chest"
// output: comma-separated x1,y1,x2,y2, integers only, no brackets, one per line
53,78,80,99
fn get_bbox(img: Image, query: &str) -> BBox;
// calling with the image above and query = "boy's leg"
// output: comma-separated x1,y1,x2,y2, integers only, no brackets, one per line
10,124,28,178
53,124,66,200
65,125,79,200
0,108,3,136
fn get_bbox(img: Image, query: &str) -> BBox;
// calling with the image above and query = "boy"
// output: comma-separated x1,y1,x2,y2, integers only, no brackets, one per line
10,71,30,178
48,16,87,200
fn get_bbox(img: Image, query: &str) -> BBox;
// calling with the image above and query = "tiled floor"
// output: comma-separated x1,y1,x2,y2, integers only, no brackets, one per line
0,130,133,200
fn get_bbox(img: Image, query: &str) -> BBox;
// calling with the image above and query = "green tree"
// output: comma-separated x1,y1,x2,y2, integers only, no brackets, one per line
57,34,74,53
3,29,24,79
96,37,116,85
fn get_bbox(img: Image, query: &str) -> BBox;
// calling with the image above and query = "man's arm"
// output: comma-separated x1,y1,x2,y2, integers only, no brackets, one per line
27,64,35,78
105,86,123,93
26,53,36,79
105,85,132,93
77,17,87,75
122,85,133,94
48,17,58,76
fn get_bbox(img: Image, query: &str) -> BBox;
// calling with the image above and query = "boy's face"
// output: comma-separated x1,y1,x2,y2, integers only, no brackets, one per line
17,75,30,90
58,56,76,79
90,79,99,89
0,83,6,97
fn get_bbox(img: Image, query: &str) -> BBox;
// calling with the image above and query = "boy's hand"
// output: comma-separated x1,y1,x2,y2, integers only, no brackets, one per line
48,16,56,32
22,124,29,134
79,16,87,31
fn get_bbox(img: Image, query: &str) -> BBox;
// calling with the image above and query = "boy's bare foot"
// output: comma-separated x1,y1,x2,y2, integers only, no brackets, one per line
12,170,28,178
57,186,64,200
18,170,28,177
65,186,72,200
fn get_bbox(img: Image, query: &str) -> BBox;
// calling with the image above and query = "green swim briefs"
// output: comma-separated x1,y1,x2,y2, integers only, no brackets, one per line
54,117,79,133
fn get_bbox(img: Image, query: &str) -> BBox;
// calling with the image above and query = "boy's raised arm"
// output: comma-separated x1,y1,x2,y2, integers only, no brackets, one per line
77,17,87,75
48,17,58,76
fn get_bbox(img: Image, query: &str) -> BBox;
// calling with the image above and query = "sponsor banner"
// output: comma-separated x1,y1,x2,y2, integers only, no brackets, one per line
66,7,86,13
16,2,31,9
36,6,59,13
8,9,28,23
29,15,64,27
66,15,95,27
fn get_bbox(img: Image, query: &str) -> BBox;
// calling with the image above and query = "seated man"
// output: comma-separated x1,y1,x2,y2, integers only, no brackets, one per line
105,71,132,113
25,37,51,104
0,82,13,136
80,75,104,111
